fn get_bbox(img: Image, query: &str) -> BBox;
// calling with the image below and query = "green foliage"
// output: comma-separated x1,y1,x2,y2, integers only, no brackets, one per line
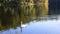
0,0,48,31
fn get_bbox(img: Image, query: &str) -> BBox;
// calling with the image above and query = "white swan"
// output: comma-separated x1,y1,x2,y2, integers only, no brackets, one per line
21,21,27,28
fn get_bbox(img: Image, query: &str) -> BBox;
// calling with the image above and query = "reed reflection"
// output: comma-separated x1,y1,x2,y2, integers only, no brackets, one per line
0,3,48,31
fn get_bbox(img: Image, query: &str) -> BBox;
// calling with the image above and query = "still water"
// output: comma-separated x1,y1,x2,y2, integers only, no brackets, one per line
0,1,60,34
0,15,60,34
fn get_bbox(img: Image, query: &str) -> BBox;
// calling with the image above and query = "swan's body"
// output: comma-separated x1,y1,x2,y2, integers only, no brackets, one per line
21,21,27,28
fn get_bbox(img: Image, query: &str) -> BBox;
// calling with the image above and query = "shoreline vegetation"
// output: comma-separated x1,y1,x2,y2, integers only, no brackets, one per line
0,0,48,30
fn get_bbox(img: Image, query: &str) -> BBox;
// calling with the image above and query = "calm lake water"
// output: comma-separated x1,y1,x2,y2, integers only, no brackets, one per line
0,0,60,34
0,15,60,34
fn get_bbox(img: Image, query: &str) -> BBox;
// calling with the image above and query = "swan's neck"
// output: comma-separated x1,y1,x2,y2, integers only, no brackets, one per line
21,21,22,25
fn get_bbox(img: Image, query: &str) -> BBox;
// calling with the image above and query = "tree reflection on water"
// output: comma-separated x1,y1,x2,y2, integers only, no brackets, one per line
0,1,48,31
